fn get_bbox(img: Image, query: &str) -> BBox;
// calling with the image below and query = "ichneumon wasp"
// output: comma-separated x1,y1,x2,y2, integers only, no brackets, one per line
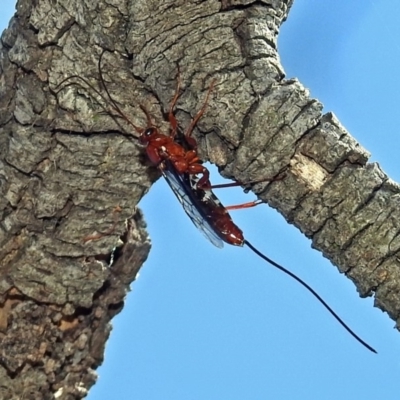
53,49,377,353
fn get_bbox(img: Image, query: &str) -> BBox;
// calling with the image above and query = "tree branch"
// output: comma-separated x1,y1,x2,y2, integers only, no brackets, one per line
0,0,398,398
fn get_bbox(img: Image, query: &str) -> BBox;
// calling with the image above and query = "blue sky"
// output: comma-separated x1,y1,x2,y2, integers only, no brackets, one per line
2,1,400,399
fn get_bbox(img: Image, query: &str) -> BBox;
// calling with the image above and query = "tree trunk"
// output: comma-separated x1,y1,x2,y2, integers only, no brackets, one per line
0,0,398,398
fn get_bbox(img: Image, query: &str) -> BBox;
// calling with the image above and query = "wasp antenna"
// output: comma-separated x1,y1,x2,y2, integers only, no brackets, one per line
54,76,139,139
185,78,217,139
243,239,377,354
97,49,143,135
53,75,102,95
139,104,155,129
170,67,182,112
166,68,183,140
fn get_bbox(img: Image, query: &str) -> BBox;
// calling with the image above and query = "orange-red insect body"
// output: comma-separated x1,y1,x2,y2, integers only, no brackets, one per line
134,79,245,247
139,127,211,189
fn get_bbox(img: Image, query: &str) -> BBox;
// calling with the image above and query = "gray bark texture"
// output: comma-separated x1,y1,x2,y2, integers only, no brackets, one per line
0,0,399,398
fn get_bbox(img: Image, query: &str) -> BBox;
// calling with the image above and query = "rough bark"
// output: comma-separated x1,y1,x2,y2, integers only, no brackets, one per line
0,0,399,398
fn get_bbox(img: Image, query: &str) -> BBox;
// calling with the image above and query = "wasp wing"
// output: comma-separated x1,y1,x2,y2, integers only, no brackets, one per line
161,163,224,249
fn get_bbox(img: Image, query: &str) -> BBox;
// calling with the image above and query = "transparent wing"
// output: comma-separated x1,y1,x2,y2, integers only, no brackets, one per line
162,168,224,248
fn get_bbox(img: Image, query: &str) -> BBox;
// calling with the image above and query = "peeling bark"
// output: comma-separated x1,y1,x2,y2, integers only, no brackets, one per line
0,0,399,398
